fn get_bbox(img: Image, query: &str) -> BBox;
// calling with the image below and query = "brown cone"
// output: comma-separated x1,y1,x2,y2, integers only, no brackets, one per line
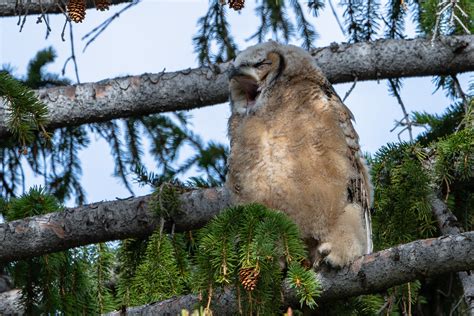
239,267,259,291
67,0,86,23
95,0,110,11
228,0,245,11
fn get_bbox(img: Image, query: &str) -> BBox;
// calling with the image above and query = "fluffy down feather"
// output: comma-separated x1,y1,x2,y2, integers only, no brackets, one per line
226,41,372,267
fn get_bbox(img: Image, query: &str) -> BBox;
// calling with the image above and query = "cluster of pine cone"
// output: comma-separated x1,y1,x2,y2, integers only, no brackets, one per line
67,0,110,23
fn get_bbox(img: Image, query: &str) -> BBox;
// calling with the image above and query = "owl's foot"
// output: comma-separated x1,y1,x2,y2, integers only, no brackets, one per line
315,204,368,268
312,242,335,269
317,241,354,268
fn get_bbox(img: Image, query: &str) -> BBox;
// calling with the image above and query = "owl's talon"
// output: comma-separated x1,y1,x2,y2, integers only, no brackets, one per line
318,242,332,257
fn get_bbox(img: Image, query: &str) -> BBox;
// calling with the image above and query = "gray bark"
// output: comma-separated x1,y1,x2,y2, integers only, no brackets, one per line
101,232,474,315
431,196,474,316
0,290,22,315
0,0,131,17
0,187,232,264
1,35,473,139
3,232,473,315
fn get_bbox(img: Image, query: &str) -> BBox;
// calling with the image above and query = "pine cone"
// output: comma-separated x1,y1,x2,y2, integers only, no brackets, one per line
239,267,259,291
67,0,86,23
95,0,110,11
228,0,244,11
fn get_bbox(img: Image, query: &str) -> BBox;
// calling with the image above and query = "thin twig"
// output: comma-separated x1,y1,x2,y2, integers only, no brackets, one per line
432,0,472,45
451,75,469,112
61,22,80,83
388,79,413,142
36,0,51,39
60,18,68,42
328,0,346,36
18,5,28,32
82,0,141,52
343,76,358,102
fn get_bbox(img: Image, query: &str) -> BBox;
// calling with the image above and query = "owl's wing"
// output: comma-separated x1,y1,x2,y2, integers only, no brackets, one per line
323,81,373,254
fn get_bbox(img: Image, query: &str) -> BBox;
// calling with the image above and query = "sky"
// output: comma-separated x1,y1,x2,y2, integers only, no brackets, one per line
0,0,471,206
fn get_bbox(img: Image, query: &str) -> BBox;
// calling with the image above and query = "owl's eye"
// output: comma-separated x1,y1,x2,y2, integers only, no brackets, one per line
253,60,272,69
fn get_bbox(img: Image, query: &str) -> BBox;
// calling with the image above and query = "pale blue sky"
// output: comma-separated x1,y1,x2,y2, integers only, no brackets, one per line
0,0,471,205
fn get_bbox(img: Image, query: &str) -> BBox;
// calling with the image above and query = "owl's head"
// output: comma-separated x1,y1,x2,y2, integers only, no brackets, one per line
228,41,323,115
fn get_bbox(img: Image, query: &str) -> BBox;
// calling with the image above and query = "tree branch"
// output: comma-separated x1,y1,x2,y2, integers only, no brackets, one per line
0,0,131,17
101,232,473,314
1,35,473,139
0,187,232,264
3,232,473,314
431,196,474,315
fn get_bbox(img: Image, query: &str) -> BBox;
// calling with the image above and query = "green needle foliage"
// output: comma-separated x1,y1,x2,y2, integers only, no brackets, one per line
115,237,149,308
193,0,238,64
1,187,98,314
93,243,117,314
419,0,473,37
0,72,49,149
194,0,321,65
371,143,437,249
24,47,71,89
128,230,185,306
287,262,320,308
368,96,473,314
194,204,320,314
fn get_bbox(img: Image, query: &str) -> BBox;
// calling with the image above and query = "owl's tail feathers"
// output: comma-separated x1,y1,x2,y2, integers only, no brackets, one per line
364,208,373,254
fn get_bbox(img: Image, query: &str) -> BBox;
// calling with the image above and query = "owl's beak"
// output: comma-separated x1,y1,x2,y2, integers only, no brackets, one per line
228,65,252,80
228,65,260,107
228,64,241,80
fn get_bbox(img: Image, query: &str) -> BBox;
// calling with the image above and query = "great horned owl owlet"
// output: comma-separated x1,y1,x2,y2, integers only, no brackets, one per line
226,41,372,267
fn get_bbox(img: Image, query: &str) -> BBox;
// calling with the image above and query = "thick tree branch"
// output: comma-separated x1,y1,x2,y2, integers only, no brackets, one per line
101,232,474,315
431,196,474,315
1,35,473,139
3,232,473,315
0,0,131,17
0,187,232,264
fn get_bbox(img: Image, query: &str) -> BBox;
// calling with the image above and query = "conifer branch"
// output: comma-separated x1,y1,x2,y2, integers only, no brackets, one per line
430,196,474,315
0,187,232,263
101,232,473,314
0,35,472,140
3,232,473,314
0,0,132,17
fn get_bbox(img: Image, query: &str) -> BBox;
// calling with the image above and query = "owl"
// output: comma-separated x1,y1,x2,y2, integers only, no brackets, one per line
226,41,373,267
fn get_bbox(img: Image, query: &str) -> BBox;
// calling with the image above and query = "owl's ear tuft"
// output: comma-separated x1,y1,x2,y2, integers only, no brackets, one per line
266,51,285,85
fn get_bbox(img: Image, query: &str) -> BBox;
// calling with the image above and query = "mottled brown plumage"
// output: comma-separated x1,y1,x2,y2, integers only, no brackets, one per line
226,41,372,267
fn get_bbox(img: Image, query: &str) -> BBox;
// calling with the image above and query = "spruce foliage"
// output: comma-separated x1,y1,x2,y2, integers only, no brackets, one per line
1,187,99,314
128,230,185,306
194,204,320,314
0,72,49,150
368,98,473,313
371,143,436,248
194,0,321,64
